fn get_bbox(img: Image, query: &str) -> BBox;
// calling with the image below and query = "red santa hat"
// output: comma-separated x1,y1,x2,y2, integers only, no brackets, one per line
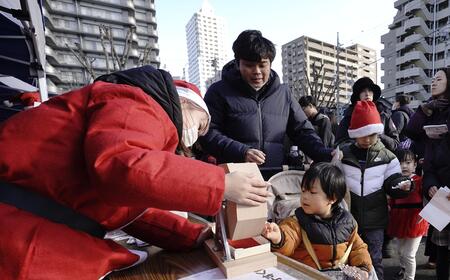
348,101,384,138
174,80,210,122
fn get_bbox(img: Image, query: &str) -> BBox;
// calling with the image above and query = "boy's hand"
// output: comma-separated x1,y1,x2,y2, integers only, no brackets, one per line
262,222,281,244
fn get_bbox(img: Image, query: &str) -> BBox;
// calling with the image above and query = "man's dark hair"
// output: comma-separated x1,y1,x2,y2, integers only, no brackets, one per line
300,162,346,207
298,95,317,108
395,95,410,106
232,30,276,62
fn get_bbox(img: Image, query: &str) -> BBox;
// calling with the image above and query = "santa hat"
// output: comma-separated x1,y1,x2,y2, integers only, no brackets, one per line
348,101,384,138
173,80,210,123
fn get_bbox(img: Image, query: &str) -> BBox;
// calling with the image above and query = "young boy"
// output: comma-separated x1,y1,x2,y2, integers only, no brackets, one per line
340,101,412,280
262,162,373,278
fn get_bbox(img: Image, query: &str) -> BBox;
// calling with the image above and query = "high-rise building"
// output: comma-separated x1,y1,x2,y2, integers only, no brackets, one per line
381,0,450,103
185,0,227,93
43,0,159,94
282,36,377,106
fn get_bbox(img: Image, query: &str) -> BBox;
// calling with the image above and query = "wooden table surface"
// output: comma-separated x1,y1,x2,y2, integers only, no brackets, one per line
109,245,331,280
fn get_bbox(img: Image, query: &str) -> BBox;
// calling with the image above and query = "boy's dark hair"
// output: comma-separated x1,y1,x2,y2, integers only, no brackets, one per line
395,149,417,163
301,162,347,206
232,30,276,63
395,95,410,106
298,95,317,108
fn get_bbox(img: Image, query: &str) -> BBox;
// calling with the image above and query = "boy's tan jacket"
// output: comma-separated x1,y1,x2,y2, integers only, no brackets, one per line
273,217,372,272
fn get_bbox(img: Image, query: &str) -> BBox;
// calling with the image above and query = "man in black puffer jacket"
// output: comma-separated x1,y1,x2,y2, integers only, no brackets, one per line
199,30,333,171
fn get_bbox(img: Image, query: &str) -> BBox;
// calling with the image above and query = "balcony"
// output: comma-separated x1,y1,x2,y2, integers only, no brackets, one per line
403,17,432,35
404,0,433,20
395,67,429,81
396,50,429,68
45,63,62,84
394,0,410,9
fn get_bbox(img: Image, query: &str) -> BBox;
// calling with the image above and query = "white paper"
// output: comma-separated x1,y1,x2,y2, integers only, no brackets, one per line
419,187,450,231
179,267,298,280
423,124,448,139
331,146,340,165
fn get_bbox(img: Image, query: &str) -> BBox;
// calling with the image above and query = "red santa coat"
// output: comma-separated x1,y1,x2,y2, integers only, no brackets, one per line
387,174,428,238
0,81,225,279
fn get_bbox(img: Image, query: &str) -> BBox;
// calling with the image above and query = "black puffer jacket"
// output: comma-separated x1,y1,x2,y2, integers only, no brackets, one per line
199,60,331,167
406,105,450,200
391,105,414,142
295,207,356,245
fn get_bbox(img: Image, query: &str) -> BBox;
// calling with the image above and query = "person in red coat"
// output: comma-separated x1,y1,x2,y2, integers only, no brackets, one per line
0,66,269,280
387,149,429,280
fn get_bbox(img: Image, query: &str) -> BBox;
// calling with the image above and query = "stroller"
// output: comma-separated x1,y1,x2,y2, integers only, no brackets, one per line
265,168,376,280
266,168,349,223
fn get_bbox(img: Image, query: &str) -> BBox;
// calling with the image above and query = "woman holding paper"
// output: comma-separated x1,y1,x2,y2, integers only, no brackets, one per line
405,68,450,280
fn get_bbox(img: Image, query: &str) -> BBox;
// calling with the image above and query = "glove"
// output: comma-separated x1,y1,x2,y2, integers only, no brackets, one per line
420,98,449,116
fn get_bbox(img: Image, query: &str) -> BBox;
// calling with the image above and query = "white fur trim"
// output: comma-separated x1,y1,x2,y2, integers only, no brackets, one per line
348,123,384,138
177,87,210,117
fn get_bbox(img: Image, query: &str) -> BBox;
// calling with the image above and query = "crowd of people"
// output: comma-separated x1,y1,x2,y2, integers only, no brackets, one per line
0,29,449,280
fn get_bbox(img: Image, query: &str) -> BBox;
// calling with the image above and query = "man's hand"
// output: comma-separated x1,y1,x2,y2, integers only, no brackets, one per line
245,149,266,165
224,171,270,206
429,186,439,198
262,222,282,244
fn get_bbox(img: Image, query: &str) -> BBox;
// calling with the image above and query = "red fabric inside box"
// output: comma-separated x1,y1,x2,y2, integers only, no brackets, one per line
228,238,260,249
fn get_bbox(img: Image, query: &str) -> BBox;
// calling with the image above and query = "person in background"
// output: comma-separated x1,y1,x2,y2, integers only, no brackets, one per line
0,66,269,280
387,149,429,280
262,162,372,278
335,77,399,152
339,100,412,280
199,30,336,176
391,95,413,142
405,68,450,280
298,95,335,148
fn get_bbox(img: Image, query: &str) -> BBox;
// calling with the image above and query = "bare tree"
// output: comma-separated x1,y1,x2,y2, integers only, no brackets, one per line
138,43,153,66
99,25,136,71
298,61,337,109
65,24,147,88
65,42,96,81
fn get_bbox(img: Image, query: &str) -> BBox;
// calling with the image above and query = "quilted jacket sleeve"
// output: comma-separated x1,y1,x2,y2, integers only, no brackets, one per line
122,208,205,251
84,82,225,216
272,217,303,257
348,227,372,272
199,85,251,162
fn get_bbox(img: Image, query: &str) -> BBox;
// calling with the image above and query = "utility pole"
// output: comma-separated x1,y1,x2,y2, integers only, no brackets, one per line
336,32,341,120
432,0,437,76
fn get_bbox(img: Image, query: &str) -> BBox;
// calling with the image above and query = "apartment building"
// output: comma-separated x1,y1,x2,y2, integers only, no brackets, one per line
185,0,227,93
282,36,377,107
43,0,159,94
381,0,450,103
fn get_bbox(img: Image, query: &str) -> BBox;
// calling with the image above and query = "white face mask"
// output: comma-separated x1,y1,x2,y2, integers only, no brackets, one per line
182,126,198,147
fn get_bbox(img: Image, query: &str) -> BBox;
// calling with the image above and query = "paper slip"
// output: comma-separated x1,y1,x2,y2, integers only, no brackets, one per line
419,186,450,231
423,124,448,139
331,146,340,166
179,267,298,280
